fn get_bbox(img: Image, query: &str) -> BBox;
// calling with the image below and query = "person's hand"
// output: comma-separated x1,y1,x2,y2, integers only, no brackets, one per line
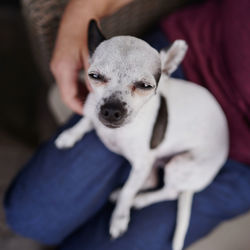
50,0,133,114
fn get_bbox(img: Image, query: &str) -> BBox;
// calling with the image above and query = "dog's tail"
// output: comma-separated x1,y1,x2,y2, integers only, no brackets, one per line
172,191,194,250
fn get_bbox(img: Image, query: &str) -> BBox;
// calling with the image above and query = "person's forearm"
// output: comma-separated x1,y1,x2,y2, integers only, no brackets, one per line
57,0,133,53
61,0,133,26
100,0,134,17
79,0,134,18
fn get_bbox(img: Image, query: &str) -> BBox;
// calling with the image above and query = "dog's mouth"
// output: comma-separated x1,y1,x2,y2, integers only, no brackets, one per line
98,115,126,129
101,121,123,128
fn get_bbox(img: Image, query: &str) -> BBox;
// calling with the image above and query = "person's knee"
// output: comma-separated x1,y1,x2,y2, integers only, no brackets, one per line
4,179,64,245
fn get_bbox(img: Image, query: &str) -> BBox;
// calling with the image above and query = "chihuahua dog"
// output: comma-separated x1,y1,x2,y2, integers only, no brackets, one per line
55,20,229,250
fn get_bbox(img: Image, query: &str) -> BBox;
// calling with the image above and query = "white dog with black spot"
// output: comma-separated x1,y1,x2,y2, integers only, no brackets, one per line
55,20,229,250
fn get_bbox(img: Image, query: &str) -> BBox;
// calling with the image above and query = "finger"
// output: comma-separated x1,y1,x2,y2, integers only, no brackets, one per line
64,94,84,115
54,64,84,115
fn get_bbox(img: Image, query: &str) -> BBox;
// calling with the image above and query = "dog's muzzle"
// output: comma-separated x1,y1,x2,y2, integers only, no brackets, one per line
99,101,127,128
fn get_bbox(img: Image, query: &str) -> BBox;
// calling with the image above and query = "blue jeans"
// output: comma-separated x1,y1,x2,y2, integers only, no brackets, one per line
4,29,250,250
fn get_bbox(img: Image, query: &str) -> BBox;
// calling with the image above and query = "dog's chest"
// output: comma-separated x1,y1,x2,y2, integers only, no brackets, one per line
92,116,154,160
95,126,135,156
98,129,122,153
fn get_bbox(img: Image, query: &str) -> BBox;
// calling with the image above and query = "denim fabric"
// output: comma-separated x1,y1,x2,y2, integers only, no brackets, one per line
60,160,250,250
4,121,131,244
4,28,250,249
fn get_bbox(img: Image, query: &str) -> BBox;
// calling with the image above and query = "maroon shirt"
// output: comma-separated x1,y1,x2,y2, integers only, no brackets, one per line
161,0,250,165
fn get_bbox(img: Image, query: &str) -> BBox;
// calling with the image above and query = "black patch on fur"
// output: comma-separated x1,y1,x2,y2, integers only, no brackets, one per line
150,95,168,149
154,70,161,86
88,19,106,56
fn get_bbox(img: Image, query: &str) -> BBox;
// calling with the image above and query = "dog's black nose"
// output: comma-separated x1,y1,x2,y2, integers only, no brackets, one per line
101,107,122,121
99,102,127,128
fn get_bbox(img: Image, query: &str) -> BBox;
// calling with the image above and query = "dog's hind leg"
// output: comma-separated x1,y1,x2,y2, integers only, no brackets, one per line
55,117,93,148
110,167,159,203
173,191,194,250
132,187,179,209
132,152,195,209
133,188,193,250
132,151,217,250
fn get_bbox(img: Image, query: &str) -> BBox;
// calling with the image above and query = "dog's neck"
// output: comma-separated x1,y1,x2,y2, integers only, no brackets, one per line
134,93,161,123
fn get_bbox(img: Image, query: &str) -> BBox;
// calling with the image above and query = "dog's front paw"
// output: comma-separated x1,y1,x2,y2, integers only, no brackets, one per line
109,210,130,239
55,131,77,149
133,195,148,209
109,189,121,203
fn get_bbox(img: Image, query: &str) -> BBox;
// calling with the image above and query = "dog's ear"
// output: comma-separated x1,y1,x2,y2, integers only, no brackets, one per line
160,40,188,76
88,19,106,56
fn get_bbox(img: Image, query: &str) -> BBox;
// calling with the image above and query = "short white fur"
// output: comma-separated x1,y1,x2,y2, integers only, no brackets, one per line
55,35,229,250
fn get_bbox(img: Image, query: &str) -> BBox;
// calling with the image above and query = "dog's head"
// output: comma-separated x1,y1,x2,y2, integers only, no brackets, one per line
87,20,187,128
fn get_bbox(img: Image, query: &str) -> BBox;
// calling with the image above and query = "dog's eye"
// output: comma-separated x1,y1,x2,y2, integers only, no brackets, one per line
134,82,154,90
88,73,106,82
